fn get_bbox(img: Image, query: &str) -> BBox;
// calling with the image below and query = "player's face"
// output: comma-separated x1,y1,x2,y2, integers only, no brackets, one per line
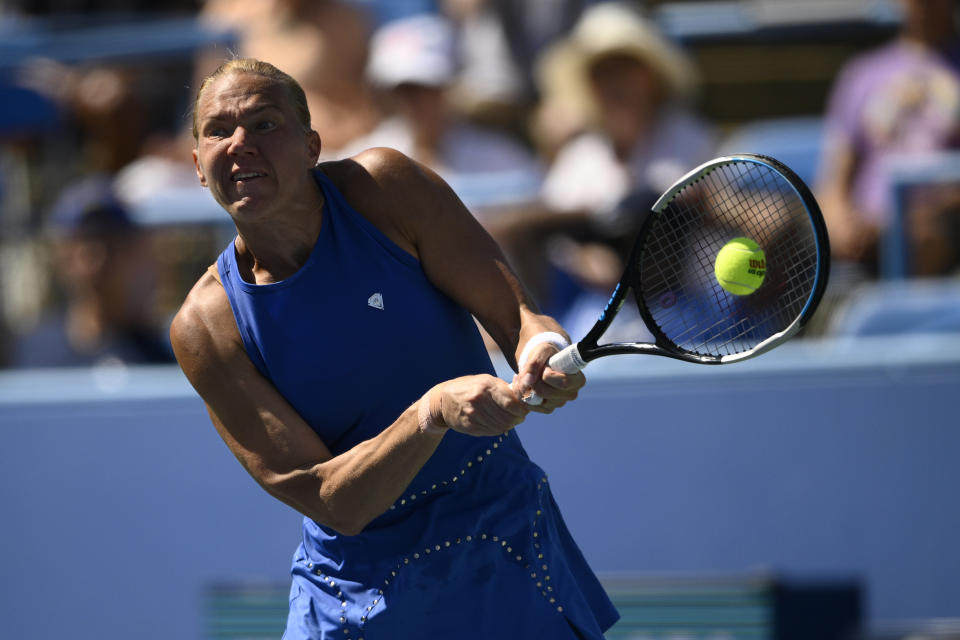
192,72,320,220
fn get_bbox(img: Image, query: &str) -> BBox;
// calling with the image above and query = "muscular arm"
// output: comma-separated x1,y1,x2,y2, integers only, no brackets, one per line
174,149,580,536
171,276,526,535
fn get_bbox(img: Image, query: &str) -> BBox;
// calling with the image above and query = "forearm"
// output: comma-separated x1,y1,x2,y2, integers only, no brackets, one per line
269,399,444,535
471,261,570,372
268,374,523,534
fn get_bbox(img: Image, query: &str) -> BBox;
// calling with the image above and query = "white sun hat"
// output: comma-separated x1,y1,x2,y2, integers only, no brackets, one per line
536,2,698,122
367,14,458,89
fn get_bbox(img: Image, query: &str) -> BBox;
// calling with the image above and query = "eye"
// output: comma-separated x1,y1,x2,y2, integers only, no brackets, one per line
255,119,276,131
206,126,230,139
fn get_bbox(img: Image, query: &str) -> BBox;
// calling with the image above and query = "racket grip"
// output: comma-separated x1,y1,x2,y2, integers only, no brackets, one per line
547,343,587,374
522,344,586,406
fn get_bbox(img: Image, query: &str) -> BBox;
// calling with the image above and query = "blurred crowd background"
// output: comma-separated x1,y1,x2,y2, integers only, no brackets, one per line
1,0,959,370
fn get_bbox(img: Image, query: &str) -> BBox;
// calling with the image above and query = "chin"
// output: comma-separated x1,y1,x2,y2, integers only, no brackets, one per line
224,196,256,216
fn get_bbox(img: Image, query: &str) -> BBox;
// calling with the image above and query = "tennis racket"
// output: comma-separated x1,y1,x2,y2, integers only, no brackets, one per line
526,154,829,404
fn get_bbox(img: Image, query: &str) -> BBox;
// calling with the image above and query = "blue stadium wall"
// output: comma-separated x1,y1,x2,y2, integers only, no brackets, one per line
1,335,958,639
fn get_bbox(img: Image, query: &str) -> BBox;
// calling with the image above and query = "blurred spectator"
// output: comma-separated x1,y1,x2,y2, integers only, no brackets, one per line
443,0,527,121
343,12,548,352
353,0,438,26
816,0,960,276
112,0,383,236
441,0,591,137
6,48,209,352
535,1,713,219
63,66,149,174
348,12,543,221
527,1,714,325
199,0,380,157
15,61,154,177
0,80,62,363
13,52,203,223
8,177,173,368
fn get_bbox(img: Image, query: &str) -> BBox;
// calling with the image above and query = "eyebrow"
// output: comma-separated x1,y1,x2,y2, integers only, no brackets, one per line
200,102,283,124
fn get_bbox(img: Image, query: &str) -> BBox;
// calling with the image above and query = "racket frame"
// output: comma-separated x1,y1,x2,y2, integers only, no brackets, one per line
568,153,830,368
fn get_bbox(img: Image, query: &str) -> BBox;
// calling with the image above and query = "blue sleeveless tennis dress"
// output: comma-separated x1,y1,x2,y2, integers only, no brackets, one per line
216,168,619,640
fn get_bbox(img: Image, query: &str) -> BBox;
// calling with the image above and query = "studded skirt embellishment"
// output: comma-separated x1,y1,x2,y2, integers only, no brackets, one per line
294,434,584,638
388,435,506,511
330,473,564,638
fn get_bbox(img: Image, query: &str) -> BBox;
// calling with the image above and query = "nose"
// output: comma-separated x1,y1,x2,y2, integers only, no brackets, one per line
227,126,256,155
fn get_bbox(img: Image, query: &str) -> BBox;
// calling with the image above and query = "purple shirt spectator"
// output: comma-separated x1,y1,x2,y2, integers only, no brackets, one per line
823,39,960,225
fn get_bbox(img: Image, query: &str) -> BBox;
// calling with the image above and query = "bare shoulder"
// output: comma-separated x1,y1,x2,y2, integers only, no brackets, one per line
324,147,431,190
170,271,243,387
318,149,460,257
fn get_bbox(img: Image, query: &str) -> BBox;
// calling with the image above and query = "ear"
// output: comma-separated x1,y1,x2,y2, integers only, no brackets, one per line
307,130,321,166
192,148,207,187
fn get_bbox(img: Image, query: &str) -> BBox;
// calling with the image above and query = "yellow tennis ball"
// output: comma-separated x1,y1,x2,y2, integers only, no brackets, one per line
714,237,766,295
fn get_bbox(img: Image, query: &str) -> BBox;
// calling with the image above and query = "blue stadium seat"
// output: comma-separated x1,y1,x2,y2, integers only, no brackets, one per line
717,116,824,187
829,278,960,337
0,85,60,137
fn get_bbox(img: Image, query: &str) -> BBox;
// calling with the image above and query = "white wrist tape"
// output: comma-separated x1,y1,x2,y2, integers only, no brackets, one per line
517,331,571,369
417,388,447,435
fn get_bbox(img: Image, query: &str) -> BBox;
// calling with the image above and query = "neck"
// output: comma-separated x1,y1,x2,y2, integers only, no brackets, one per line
233,180,325,284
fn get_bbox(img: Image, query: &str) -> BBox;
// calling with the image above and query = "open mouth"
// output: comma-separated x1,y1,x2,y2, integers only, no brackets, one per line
232,171,266,182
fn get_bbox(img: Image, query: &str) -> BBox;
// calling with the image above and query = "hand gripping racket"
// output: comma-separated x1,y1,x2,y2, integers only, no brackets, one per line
527,154,829,403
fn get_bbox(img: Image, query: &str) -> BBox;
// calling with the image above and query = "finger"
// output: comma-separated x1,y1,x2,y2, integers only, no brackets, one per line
520,374,563,406
493,397,530,424
518,366,580,408
515,368,541,399
522,390,571,414
523,392,544,407
525,400,555,414
540,369,586,395
515,343,556,397
472,404,526,435
523,385,575,414
527,365,585,398
467,380,528,432
497,376,529,411
510,374,540,406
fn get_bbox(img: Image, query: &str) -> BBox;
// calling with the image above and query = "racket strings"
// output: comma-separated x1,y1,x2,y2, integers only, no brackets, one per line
635,160,821,357
693,181,814,352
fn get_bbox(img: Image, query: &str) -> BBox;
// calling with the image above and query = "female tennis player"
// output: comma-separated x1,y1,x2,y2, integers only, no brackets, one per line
170,59,618,639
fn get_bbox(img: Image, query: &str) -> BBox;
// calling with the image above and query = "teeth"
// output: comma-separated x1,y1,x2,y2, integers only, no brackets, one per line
233,172,262,181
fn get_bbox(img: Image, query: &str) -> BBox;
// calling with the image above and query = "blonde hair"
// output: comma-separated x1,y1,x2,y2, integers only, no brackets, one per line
192,58,312,140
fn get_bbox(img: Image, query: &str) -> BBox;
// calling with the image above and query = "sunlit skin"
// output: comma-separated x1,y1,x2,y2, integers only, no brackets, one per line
172,62,584,539
193,72,323,281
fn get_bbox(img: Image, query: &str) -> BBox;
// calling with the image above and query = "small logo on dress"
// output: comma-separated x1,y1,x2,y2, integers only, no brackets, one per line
367,293,384,310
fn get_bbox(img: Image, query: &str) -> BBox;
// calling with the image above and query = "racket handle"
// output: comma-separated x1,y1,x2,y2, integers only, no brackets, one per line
547,343,587,374
523,344,586,406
